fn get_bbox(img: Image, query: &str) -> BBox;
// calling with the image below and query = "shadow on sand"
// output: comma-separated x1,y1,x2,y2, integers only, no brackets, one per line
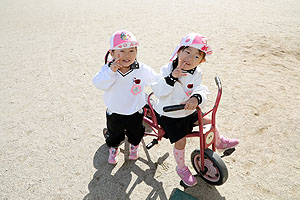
84,139,225,200
181,176,226,200
83,139,169,200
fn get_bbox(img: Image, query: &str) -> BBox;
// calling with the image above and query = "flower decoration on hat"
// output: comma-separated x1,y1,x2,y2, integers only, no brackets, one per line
120,31,132,41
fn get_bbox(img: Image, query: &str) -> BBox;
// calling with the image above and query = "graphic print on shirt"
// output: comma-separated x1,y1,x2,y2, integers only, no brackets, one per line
131,77,142,95
185,83,193,97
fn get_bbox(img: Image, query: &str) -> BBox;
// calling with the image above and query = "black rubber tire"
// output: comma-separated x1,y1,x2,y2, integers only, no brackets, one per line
191,148,228,185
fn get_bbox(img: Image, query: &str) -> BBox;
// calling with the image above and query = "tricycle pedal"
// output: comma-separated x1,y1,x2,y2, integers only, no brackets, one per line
146,139,158,149
221,148,236,158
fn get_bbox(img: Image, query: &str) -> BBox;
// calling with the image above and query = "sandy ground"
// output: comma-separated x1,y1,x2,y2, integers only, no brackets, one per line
1,0,300,199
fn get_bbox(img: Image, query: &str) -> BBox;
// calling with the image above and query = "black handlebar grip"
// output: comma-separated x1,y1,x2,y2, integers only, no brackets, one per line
146,139,158,149
163,104,185,112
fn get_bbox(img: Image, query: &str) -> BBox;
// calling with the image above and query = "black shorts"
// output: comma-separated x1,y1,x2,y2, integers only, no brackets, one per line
105,110,145,147
155,111,199,144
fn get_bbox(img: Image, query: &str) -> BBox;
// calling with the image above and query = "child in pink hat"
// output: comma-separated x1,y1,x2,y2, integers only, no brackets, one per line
151,33,239,186
93,30,157,164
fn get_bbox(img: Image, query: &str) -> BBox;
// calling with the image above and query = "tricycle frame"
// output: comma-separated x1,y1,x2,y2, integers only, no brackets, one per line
143,76,223,175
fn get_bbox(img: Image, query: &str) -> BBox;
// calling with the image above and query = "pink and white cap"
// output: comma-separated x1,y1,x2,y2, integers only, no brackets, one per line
169,33,212,61
110,30,139,50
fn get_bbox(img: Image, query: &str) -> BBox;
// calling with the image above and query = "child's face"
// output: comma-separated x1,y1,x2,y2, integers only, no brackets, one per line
177,46,206,70
111,47,137,67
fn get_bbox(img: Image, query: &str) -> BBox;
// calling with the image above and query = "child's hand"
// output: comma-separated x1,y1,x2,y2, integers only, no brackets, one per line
172,61,187,78
110,56,123,72
182,97,198,110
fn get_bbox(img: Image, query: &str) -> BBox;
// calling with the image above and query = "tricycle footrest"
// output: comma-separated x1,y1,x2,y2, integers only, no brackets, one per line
221,148,236,158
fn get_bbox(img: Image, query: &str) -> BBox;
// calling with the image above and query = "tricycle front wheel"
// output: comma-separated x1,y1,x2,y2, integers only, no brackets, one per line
191,148,228,185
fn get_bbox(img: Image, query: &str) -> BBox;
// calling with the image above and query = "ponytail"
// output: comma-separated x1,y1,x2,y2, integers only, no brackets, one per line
104,51,110,64
172,58,179,69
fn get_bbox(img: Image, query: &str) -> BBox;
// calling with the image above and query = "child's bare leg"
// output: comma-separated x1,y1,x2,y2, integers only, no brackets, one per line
174,137,186,150
194,117,221,142
202,117,220,142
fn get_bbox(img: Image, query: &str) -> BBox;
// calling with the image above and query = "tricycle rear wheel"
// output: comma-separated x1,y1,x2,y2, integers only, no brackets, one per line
191,148,228,185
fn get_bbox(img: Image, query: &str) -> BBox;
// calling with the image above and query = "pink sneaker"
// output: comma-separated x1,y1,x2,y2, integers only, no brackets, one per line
129,144,139,160
108,147,119,164
176,166,197,187
216,135,239,151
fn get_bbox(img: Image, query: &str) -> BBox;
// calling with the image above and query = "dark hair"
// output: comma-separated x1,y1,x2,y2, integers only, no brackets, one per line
172,46,187,69
104,47,138,64
172,46,206,69
104,50,112,64
179,46,206,58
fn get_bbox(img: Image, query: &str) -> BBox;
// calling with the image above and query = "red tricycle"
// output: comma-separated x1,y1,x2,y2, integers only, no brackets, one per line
143,76,235,186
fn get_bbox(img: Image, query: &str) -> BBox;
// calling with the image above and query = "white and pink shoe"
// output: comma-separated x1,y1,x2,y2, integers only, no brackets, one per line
129,144,139,160
108,147,119,164
216,135,239,151
176,166,197,187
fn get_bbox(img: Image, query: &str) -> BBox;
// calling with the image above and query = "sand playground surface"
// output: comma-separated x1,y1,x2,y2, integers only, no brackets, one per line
1,0,300,199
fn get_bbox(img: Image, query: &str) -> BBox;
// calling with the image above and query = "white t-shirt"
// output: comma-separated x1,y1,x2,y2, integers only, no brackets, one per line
93,62,157,115
151,62,210,118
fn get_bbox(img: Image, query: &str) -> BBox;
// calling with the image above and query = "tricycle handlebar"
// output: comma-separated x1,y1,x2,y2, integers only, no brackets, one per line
163,76,221,113
163,104,185,112
215,76,222,89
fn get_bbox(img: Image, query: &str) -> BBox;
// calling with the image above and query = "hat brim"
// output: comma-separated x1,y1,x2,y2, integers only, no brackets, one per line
112,41,139,50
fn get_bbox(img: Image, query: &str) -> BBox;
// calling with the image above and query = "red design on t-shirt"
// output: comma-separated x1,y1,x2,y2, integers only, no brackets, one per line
187,84,193,89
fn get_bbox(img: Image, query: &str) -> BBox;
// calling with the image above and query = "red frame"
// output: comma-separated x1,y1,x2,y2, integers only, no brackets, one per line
143,77,222,173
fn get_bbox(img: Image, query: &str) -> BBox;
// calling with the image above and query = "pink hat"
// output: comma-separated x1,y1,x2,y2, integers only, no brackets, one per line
110,30,138,50
104,30,139,63
169,33,212,61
